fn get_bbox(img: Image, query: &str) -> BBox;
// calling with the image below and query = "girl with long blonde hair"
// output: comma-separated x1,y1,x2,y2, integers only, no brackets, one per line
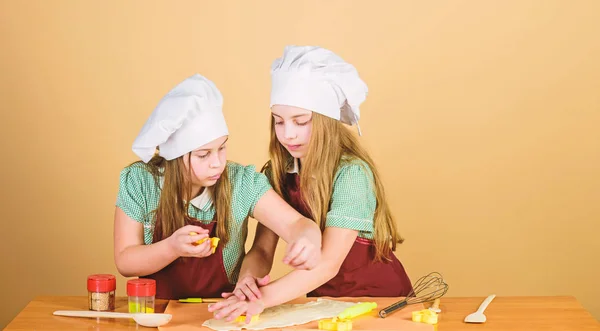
210,46,412,322
113,74,321,300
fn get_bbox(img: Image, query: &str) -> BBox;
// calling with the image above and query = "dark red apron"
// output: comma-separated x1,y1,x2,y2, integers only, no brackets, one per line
284,173,413,297
142,218,234,300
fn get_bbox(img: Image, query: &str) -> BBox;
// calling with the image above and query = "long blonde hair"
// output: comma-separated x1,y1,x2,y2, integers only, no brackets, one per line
137,155,232,245
262,112,403,261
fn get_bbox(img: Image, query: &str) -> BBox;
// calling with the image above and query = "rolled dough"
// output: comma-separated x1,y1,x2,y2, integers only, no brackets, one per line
202,298,357,331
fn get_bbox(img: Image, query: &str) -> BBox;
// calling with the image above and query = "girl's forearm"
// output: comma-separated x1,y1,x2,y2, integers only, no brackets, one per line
115,239,178,277
258,262,339,308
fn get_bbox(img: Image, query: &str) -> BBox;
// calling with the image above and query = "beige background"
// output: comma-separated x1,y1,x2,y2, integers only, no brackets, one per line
1,0,599,328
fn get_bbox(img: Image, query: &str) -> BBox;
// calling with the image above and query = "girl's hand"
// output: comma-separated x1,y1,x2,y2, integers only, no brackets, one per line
222,275,270,301
167,225,213,258
208,296,265,323
283,229,321,270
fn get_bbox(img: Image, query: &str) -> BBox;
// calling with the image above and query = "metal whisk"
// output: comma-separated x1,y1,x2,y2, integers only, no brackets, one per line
379,272,448,318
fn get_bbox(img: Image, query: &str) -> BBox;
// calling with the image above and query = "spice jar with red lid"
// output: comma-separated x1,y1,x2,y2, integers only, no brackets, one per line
87,274,116,311
127,278,156,313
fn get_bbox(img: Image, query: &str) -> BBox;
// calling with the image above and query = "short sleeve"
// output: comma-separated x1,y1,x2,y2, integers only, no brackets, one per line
261,162,274,183
229,163,273,218
115,165,151,223
325,163,376,233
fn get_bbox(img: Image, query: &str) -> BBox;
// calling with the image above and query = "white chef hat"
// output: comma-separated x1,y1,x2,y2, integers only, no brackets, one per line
269,45,368,135
132,74,228,163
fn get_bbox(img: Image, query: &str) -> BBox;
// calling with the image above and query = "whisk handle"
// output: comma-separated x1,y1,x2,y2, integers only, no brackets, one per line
378,300,407,318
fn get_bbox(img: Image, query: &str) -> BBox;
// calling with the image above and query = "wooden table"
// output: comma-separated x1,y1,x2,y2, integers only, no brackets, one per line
4,296,599,330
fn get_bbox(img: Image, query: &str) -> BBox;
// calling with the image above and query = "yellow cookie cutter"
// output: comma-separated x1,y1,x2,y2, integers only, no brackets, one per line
318,302,377,330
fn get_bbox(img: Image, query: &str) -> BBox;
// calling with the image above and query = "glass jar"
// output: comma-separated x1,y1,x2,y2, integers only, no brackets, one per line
87,274,116,311
127,279,156,313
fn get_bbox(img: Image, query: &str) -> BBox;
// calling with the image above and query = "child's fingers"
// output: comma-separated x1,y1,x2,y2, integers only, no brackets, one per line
247,282,262,299
241,283,261,301
240,286,257,301
285,245,306,266
208,298,233,312
283,242,303,264
181,225,209,234
224,304,247,323
288,248,309,267
294,259,316,271
199,241,214,257
233,288,246,300
214,300,245,320
221,292,234,299
186,233,209,245
188,240,212,256
294,249,319,270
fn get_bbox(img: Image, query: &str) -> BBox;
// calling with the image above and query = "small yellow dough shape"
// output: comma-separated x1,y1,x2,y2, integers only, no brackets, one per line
234,315,260,324
318,318,353,331
189,232,220,253
412,309,439,325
